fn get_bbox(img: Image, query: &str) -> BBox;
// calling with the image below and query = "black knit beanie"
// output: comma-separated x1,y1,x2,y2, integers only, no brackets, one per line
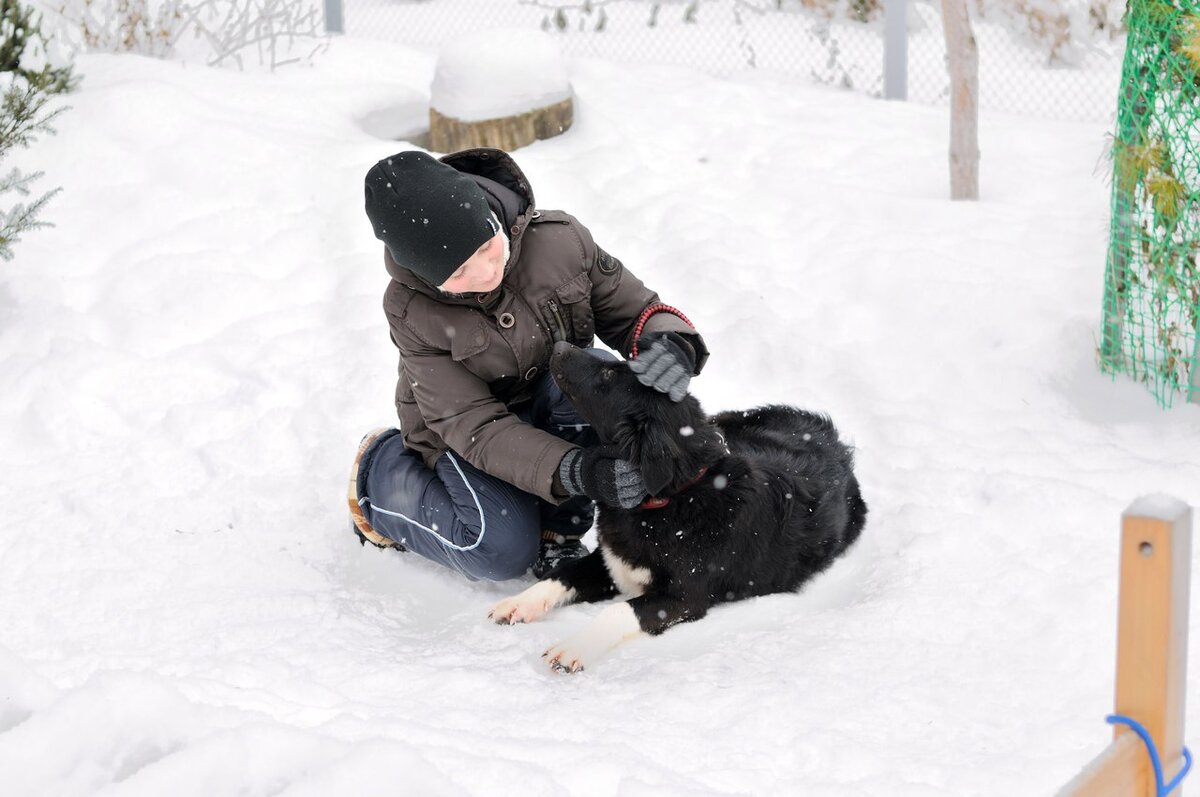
364,151,500,286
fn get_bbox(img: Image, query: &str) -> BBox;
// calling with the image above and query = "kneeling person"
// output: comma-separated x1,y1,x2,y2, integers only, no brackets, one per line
348,148,709,581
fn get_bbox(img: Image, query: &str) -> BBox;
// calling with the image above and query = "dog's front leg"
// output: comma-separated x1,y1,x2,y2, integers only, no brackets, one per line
543,591,709,674
488,549,617,625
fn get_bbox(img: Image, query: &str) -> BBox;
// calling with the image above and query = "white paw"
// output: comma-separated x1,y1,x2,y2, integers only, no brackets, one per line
543,638,589,674
488,579,574,625
543,602,645,674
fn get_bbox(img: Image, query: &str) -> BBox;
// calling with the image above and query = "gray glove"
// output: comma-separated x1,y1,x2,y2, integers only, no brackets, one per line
558,447,647,510
629,332,696,402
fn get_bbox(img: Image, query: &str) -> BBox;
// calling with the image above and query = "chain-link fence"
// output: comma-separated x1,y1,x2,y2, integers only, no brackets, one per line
336,0,1123,121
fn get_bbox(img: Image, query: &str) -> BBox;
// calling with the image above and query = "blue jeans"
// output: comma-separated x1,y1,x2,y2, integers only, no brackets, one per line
360,349,613,581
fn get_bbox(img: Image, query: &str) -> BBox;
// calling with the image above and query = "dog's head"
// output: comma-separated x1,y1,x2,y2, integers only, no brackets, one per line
550,342,727,495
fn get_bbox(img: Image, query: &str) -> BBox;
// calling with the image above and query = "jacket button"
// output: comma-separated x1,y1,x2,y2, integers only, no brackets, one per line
525,366,538,380
510,225,520,235
498,312,515,328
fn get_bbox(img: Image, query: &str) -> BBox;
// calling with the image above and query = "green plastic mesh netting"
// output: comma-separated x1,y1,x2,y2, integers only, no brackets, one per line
1100,0,1200,407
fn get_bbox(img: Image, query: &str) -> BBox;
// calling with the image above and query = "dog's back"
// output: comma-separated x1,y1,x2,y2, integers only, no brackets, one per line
712,404,867,576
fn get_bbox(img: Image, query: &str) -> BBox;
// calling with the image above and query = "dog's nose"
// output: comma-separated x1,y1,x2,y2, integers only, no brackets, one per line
553,341,574,355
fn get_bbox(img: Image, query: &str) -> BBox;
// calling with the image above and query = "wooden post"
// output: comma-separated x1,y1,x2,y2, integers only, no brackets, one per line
1115,498,1192,788
1059,496,1193,797
940,0,979,199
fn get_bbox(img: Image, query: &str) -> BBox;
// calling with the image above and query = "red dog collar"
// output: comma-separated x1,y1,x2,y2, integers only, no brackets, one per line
639,466,711,510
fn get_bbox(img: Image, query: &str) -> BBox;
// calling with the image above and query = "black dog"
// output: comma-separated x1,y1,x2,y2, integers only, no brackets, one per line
489,342,868,673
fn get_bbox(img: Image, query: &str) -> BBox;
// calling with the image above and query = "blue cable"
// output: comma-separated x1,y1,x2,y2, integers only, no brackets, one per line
1106,714,1194,797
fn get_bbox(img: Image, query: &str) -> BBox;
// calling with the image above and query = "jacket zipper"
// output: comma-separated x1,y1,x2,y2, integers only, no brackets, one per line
547,300,567,342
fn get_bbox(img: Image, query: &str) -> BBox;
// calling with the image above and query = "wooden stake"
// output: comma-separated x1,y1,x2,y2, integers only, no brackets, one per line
940,0,979,200
1115,498,1192,789
1059,496,1193,797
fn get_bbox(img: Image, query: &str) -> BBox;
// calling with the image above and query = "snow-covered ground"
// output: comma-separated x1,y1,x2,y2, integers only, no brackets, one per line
2,35,1198,796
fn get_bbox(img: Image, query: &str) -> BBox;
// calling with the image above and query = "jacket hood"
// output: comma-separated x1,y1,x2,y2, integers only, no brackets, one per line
384,148,537,309
444,148,535,218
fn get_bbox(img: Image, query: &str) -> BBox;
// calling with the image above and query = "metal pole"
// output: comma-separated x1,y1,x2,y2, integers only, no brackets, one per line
324,0,343,34
884,0,908,100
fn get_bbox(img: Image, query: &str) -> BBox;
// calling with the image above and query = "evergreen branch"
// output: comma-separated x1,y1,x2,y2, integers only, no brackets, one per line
0,171,60,262
0,80,67,160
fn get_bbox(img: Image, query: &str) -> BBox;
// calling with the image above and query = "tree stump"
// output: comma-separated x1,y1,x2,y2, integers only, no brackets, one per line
429,28,573,153
430,95,574,153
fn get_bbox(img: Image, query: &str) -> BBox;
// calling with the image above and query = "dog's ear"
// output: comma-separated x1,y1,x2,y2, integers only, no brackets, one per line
610,416,641,463
609,411,677,494
636,415,681,495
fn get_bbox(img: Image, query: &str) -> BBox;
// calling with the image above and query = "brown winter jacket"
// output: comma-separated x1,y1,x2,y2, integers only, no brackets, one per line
381,148,708,504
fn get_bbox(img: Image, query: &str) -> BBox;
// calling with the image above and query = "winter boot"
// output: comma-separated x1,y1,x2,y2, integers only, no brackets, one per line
348,427,406,551
531,531,588,579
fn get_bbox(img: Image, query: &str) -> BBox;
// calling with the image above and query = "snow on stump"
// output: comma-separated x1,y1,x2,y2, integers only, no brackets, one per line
430,29,573,153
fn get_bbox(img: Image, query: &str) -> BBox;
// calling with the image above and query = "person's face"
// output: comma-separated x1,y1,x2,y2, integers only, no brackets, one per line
438,232,507,294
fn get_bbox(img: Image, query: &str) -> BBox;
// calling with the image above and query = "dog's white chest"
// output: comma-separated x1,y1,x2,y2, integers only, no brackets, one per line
600,545,652,597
